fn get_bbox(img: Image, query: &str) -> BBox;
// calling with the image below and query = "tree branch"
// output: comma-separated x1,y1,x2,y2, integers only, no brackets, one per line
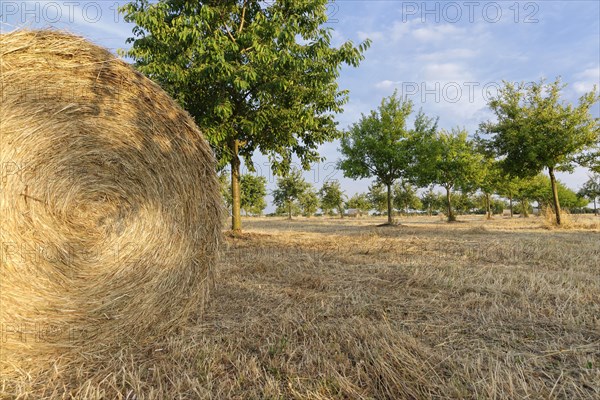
238,0,247,34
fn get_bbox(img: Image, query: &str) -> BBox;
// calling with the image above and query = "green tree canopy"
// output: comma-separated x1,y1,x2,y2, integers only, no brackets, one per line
453,191,478,214
346,193,371,215
578,174,600,214
367,183,388,214
412,128,483,221
517,174,586,211
478,78,599,225
338,92,436,224
298,186,319,217
420,187,444,215
240,174,267,215
318,180,345,218
121,0,370,232
272,169,310,220
219,172,266,215
476,154,504,219
218,171,232,209
393,181,421,214
494,173,524,217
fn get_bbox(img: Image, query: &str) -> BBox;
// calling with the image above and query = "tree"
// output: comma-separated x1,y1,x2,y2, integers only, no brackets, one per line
240,174,267,216
275,202,300,217
393,181,421,214
412,128,483,222
367,183,388,214
272,170,310,220
121,0,371,232
338,92,436,224
517,175,546,216
495,173,523,217
576,146,600,173
552,182,588,210
420,187,443,216
578,174,600,215
346,193,371,215
519,174,586,212
298,186,319,217
477,156,503,219
218,171,232,210
319,180,345,218
453,191,478,215
219,172,266,215
479,78,600,225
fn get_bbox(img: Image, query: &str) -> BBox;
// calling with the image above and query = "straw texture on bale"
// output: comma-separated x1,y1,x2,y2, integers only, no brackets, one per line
0,29,222,380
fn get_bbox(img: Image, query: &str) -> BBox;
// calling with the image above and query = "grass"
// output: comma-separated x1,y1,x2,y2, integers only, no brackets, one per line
4,214,599,399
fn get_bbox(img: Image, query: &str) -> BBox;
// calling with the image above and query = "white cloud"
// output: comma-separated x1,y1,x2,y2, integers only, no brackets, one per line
422,63,473,82
412,23,465,42
417,48,477,62
389,20,414,41
330,29,346,47
375,80,401,90
357,30,383,41
573,67,600,94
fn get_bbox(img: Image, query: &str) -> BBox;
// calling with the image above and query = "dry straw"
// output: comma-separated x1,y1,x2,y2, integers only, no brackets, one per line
0,29,221,392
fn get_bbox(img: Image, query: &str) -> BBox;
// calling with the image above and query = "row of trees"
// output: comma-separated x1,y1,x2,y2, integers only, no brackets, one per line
338,79,599,225
218,168,598,219
220,170,346,218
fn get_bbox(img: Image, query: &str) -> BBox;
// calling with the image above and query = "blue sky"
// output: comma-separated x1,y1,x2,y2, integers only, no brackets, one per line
2,1,599,211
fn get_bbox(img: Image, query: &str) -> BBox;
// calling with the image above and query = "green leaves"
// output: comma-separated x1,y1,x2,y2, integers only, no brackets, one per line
520,174,588,209
479,78,600,177
578,174,600,204
338,91,415,186
240,174,268,215
346,193,371,213
218,172,267,215
318,180,345,216
413,127,483,192
478,78,599,224
121,0,370,229
298,187,319,217
393,181,422,213
121,0,370,168
410,128,483,221
272,169,312,219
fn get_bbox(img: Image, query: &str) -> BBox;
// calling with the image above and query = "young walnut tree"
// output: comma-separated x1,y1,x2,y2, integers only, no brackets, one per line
121,0,370,232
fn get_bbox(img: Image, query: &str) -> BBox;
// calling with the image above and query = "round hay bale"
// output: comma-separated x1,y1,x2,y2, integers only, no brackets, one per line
0,29,221,374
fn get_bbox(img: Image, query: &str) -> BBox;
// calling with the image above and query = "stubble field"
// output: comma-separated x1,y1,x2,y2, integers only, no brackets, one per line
192,214,600,399
6,214,600,399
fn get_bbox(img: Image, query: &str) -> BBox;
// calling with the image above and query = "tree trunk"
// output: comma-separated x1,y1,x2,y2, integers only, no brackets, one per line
446,187,455,222
509,194,513,217
386,183,393,224
340,203,344,219
594,198,598,216
230,139,242,232
522,198,529,218
485,193,491,219
548,167,562,225
287,200,292,220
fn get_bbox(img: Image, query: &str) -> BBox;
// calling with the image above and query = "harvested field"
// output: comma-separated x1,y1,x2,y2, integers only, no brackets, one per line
4,215,600,399
200,215,600,399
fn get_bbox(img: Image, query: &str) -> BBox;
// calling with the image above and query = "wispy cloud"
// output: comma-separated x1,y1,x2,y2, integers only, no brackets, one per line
572,67,600,94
